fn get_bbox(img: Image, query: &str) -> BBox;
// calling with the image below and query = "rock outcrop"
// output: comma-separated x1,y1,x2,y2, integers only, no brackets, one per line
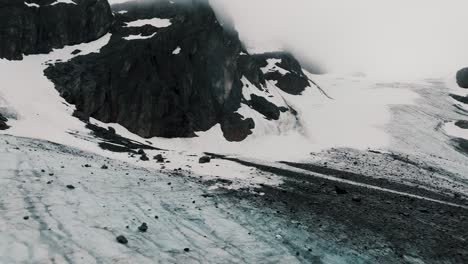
252,52,310,95
0,0,113,60
456,67,468,89
45,0,313,141
0,113,9,130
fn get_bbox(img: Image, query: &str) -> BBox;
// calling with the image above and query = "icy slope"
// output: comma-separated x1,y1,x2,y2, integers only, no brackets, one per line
0,136,321,264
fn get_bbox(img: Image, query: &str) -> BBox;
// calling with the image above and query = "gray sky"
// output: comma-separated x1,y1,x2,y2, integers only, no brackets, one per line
110,0,468,78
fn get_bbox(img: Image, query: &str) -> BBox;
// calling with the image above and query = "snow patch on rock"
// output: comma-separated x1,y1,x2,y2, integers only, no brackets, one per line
123,33,156,41
124,18,171,28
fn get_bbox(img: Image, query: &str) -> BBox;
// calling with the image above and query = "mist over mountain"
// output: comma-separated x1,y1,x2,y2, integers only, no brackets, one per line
0,1,468,263
209,0,468,78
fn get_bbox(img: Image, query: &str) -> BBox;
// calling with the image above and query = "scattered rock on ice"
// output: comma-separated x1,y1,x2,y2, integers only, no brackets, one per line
154,154,164,162
199,156,211,164
66,185,75,190
138,223,148,232
116,235,128,244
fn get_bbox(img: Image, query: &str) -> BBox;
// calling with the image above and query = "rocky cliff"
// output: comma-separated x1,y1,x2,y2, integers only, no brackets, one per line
456,67,468,88
0,0,113,60
44,0,313,141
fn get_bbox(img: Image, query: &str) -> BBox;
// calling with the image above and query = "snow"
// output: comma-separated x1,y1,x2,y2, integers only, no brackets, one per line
123,33,156,41
0,33,111,150
124,18,172,28
445,121,468,139
0,136,301,263
50,0,76,5
261,59,290,75
24,2,40,8
0,34,282,190
240,76,287,107
116,10,128,14
172,47,181,55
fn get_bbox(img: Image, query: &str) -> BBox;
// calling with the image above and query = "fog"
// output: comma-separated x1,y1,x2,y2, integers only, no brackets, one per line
110,0,468,78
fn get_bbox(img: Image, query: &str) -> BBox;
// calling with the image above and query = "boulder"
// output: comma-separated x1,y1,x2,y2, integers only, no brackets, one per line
199,156,211,164
456,68,468,88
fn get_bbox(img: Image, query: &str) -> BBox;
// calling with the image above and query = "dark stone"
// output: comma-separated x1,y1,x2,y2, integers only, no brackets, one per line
0,0,114,60
138,222,148,232
456,68,468,88
199,156,211,164
71,49,81,55
72,110,90,122
23,216,29,220
419,208,429,213
101,165,108,169
249,94,281,120
154,154,164,162
116,235,128,244
352,196,362,203
0,113,10,130
137,149,146,155
84,164,91,168
220,113,255,142
184,248,190,252
107,126,116,135
140,154,149,161
455,120,468,129
66,185,75,190
0,113,7,122
335,186,348,195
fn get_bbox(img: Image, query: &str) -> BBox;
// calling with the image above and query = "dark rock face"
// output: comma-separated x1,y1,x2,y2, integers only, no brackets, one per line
455,120,468,129
0,113,9,130
450,94,468,104
252,52,310,95
45,0,311,141
456,68,468,88
0,0,113,60
249,94,281,120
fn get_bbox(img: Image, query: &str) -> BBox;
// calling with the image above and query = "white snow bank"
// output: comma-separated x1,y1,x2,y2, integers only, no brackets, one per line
0,33,111,149
172,47,181,55
50,0,76,5
444,121,468,140
123,33,156,40
125,18,171,28
261,59,290,75
24,2,40,7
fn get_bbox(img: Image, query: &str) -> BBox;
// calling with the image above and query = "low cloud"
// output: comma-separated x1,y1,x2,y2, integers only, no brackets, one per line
110,0,468,78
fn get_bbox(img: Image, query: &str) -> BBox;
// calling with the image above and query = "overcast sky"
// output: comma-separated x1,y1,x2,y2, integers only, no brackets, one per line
110,0,468,78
